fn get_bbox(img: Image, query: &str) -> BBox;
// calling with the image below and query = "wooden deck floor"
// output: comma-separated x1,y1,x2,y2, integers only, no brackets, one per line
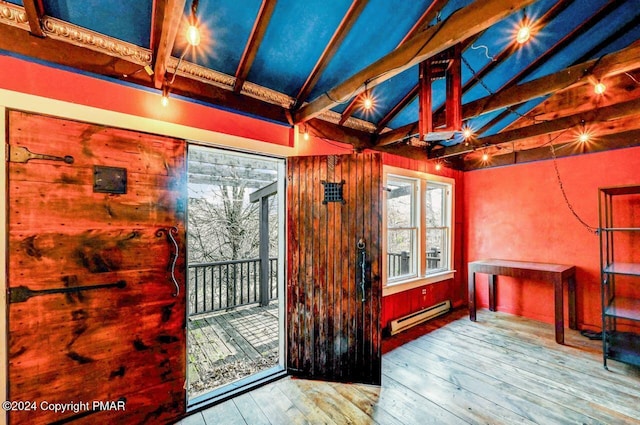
188,303,279,398
178,308,640,425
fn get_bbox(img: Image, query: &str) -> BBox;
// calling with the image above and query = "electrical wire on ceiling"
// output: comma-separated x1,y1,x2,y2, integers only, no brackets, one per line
463,53,601,234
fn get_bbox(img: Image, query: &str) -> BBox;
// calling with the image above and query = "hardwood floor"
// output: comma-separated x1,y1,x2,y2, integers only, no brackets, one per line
176,309,640,424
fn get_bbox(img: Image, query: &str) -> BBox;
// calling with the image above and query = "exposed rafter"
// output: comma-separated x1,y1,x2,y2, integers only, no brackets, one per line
234,0,277,93
375,41,640,148
338,0,447,126
152,0,186,88
463,129,640,171
430,0,574,121
434,97,640,159
474,0,621,135
295,0,369,107
293,0,537,124
22,0,44,37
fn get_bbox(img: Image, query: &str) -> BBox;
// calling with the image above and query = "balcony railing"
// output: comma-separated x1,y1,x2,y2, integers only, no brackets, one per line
388,251,411,278
188,258,278,316
387,250,442,278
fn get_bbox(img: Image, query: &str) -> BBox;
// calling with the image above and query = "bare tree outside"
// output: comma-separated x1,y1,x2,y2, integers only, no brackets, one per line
186,146,282,399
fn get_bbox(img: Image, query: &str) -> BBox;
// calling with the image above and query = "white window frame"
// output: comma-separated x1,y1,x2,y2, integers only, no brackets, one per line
382,165,455,297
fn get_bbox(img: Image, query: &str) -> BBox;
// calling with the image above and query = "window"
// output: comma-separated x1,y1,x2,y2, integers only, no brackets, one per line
384,166,454,292
386,176,417,280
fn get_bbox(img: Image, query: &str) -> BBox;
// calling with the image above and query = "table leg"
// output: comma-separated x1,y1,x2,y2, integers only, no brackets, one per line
554,276,564,344
568,275,577,330
488,274,496,312
468,269,476,321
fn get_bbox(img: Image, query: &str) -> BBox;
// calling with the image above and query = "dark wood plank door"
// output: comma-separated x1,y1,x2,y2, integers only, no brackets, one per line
286,153,382,384
6,111,187,424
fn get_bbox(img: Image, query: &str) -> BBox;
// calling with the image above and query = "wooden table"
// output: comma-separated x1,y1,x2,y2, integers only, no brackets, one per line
468,259,577,344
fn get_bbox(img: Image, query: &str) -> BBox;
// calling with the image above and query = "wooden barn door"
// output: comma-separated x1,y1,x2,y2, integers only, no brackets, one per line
286,152,382,385
6,111,187,424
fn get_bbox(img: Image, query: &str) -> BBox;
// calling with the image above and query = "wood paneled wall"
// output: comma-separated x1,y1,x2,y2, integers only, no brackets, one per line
6,111,187,424
287,153,382,385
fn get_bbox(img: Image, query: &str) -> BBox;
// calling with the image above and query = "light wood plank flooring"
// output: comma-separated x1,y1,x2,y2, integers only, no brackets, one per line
177,309,640,424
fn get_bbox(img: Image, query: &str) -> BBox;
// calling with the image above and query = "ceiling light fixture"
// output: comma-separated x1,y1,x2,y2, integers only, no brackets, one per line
482,152,489,162
303,124,310,141
462,126,473,140
161,86,169,107
577,120,590,143
435,162,442,171
361,82,374,111
516,10,531,44
516,25,531,44
186,25,201,47
594,81,606,95
186,0,201,47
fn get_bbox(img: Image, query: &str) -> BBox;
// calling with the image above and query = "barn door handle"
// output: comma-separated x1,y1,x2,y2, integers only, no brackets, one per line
156,226,180,297
9,145,74,164
357,238,366,302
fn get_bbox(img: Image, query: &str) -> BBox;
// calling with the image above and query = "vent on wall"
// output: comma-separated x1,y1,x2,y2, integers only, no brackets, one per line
389,300,451,335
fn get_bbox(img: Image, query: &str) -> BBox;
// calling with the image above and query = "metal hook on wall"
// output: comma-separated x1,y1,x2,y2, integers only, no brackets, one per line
156,226,180,297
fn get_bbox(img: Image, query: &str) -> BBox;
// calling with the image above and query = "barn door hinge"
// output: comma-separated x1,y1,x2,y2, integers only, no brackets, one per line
9,145,74,164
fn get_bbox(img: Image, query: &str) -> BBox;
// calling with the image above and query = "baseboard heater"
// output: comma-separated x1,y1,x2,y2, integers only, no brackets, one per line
389,300,451,335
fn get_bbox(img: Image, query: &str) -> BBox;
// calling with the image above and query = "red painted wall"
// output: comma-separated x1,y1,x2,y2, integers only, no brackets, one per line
464,147,640,330
0,54,292,147
380,154,466,331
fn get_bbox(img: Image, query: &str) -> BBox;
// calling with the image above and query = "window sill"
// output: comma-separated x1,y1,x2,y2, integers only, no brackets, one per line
383,270,456,297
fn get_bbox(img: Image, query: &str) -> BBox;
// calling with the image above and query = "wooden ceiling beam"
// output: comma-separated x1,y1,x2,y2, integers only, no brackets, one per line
293,0,537,124
463,129,640,171
22,0,45,37
376,42,640,147
431,0,575,120
397,0,450,46
295,0,369,107
152,0,186,88
338,0,446,125
234,0,277,93
433,97,640,158
304,118,374,151
473,0,621,135
372,34,482,133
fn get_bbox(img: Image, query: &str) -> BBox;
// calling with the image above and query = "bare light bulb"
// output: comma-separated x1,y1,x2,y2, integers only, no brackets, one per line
462,127,473,140
482,152,489,161
161,94,169,107
435,163,442,171
594,82,606,95
303,131,309,141
186,24,201,46
363,95,373,110
579,132,590,143
516,24,531,44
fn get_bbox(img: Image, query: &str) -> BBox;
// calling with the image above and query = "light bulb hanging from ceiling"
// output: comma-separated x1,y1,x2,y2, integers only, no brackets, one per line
186,0,201,47
161,86,169,107
303,124,309,141
361,82,374,111
578,120,590,143
594,81,606,95
516,9,531,44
